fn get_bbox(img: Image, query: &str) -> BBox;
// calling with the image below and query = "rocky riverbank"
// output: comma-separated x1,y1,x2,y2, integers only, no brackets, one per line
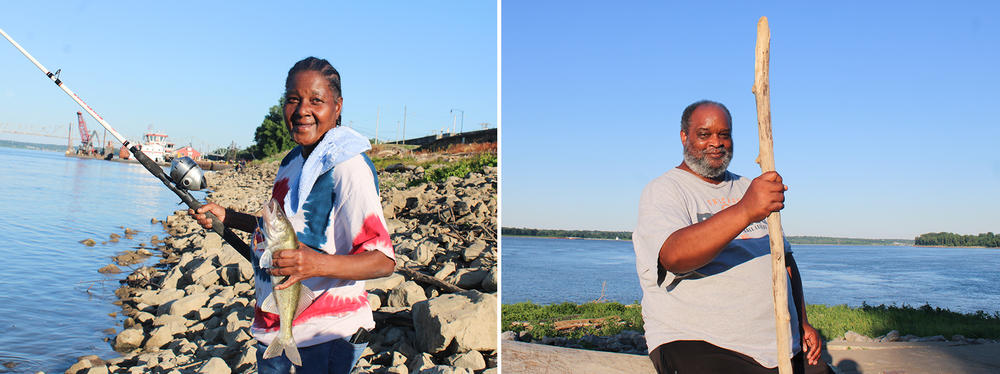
67,153,497,374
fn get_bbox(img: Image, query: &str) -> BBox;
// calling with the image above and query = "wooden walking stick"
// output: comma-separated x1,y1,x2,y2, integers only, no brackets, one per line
752,16,793,374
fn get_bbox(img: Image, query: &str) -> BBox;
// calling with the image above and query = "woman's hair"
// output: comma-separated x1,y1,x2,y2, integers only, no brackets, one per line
286,57,342,127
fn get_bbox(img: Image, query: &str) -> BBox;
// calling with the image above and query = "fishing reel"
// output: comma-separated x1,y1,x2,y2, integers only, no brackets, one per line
169,157,207,191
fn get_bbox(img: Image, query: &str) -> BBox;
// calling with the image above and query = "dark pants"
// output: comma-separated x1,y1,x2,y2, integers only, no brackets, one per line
256,338,367,374
649,340,834,374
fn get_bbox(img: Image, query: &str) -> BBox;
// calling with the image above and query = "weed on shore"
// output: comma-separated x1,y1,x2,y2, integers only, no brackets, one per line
503,301,1000,341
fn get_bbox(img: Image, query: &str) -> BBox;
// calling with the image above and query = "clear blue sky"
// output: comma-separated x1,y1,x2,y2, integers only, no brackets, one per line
1,2,496,152
502,1,1000,239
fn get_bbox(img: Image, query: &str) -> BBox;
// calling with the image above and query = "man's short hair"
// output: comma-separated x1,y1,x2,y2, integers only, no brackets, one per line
681,100,732,133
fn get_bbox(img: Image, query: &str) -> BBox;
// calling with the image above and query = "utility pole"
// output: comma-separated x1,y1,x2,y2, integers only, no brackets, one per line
375,106,380,145
450,109,464,134
402,105,407,145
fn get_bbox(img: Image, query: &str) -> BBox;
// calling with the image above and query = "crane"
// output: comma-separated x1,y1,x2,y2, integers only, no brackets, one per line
76,111,98,154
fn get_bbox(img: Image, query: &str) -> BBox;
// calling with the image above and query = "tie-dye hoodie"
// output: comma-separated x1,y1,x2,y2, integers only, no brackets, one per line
250,126,395,347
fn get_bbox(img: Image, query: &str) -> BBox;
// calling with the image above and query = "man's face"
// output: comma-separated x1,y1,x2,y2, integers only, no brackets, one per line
681,104,733,179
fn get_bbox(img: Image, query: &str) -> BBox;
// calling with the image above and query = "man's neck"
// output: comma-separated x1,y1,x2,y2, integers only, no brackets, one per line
677,162,726,184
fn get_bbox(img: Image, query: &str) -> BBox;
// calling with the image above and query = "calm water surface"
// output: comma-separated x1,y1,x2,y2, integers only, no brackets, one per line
501,236,1000,314
0,147,206,373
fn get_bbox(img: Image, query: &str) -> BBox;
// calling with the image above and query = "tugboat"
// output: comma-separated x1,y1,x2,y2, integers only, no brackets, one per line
137,132,175,163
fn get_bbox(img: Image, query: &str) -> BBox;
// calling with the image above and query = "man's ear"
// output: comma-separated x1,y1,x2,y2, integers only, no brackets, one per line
680,129,688,144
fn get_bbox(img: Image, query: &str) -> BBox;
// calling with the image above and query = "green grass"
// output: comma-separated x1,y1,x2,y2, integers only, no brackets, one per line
503,301,1000,341
807,303,1000,341
414,152,497,185
502,302,644,339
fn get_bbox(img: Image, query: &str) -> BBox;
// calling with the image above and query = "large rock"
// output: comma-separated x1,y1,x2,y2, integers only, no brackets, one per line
67,355,105,374
388,281,428,307
434,262,457,280
201,234,223,251
481,268,497,292
407,352,437,373
196,357,231,374
844,330,875,343
114,327,145,352
448,350,486,370
463,241,487,262
83,365,109,374
145,322,184,350
413,241,437,266
136,288,185,307
368,292,382,310
412,291,497,353
167,293,210,318
367,272,405,291
451,269,489,289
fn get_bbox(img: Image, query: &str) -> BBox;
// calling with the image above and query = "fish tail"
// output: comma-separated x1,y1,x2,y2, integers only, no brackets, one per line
262,336,302,366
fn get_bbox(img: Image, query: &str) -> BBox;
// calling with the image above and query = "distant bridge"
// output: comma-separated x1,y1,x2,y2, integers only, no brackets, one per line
0,123,69,139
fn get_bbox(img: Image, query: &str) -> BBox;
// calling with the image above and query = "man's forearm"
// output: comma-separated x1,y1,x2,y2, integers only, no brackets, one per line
658,204,753,273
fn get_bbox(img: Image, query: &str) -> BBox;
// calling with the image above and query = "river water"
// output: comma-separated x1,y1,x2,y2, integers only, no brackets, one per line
0,147,206,373
501,236,1000,315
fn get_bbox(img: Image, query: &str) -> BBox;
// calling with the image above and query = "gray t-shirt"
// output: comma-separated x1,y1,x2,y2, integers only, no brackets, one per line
633,167,800,368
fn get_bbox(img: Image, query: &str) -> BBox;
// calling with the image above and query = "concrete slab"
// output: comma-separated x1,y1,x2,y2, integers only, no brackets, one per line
827,341,1000,374
501,340,1000,373
501,341,655,373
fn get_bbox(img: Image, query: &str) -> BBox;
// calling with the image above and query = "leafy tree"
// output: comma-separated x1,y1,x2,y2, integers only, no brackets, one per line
248,98,295,159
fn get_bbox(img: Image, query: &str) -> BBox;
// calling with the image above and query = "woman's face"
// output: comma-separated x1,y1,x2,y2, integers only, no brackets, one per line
284,70,342,147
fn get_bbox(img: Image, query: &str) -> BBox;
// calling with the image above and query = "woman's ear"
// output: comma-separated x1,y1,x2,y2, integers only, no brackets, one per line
335,96,344,126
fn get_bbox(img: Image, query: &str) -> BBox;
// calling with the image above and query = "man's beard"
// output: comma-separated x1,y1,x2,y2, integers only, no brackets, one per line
683,143,732,178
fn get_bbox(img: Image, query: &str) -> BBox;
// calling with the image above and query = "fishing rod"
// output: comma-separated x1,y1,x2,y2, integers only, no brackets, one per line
1,27,252,264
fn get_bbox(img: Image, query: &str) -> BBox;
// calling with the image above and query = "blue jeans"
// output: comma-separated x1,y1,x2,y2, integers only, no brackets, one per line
256,338,367,374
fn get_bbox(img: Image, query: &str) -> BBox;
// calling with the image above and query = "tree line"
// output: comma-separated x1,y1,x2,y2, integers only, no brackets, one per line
914,232,999,248
502,227,632,240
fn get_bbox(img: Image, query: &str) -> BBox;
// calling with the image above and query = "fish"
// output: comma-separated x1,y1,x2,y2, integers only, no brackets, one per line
258,197,314,366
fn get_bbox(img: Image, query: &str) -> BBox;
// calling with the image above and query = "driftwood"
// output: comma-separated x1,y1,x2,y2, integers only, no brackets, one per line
398,266,464,293
752,16,793,374
553,316,620,331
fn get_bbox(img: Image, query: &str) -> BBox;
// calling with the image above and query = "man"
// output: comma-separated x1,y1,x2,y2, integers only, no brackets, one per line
633,100,830,373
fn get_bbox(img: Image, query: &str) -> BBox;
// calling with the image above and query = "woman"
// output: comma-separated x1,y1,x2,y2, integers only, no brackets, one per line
190,57,396,374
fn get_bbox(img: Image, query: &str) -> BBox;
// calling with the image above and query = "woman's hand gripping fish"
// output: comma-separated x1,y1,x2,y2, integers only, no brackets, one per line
258,198,315,366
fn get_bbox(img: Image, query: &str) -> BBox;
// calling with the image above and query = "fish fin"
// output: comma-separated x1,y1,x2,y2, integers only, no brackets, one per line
285,338,302,366
262,336,302,366
260,293,280,315
262,337,283,360
259,250,273,269
292,284,315,320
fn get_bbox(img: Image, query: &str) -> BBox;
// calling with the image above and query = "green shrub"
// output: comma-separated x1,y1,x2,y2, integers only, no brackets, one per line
416,153,496,185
